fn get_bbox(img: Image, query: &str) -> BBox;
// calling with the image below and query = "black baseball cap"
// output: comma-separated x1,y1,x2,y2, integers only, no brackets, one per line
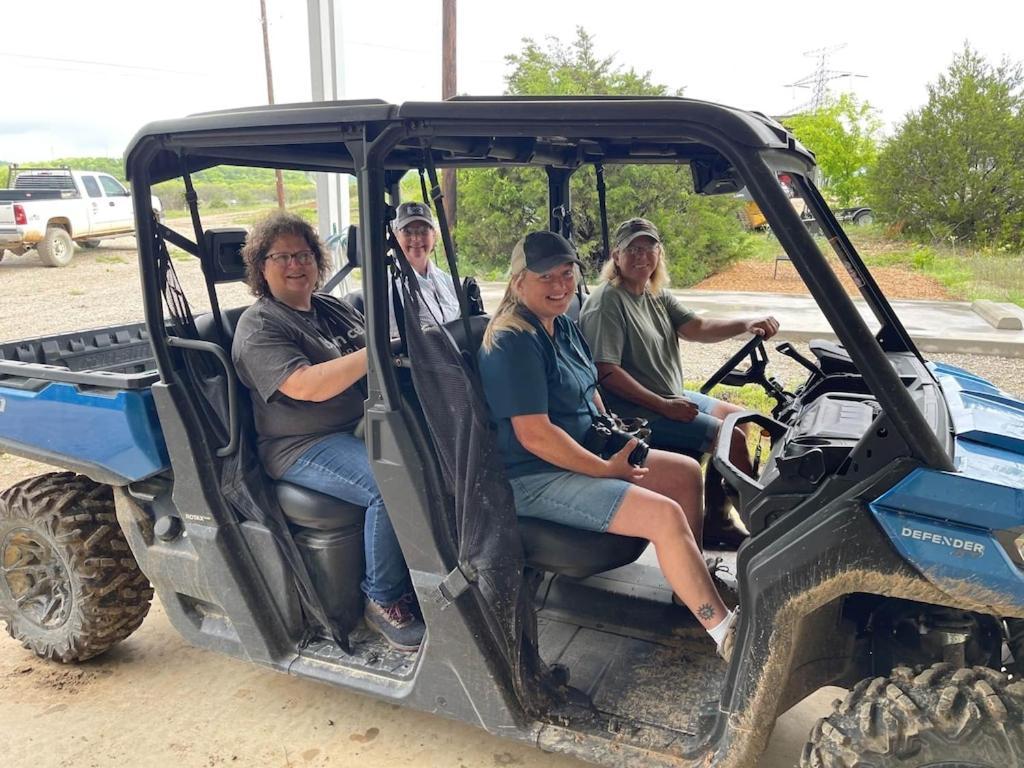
511,231,584,274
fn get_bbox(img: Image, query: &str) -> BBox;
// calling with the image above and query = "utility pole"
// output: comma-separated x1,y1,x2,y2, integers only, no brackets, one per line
441,0,456,227
260,0,286,209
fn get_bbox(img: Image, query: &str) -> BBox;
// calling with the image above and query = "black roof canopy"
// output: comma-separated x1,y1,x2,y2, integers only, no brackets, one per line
125,96,815,185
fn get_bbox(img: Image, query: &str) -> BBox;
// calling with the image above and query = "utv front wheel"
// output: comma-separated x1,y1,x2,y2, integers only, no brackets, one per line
801,663,1024,767
0,473,153,662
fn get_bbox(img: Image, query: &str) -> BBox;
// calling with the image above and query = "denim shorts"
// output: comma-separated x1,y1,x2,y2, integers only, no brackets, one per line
508,471,631,533
646,389,722,455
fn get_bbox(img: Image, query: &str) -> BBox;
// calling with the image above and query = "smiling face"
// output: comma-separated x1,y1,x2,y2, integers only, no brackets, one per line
261,232,319,310
395,221,436,274
612,235,662,292
516,261,577,328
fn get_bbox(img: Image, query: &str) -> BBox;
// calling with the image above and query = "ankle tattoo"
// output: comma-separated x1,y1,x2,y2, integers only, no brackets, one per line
697,603,715,621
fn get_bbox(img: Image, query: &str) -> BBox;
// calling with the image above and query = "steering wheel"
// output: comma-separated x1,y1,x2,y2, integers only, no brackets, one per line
699,334,766,394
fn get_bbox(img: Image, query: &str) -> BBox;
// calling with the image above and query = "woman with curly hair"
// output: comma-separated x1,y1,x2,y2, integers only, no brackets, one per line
231,210,424,652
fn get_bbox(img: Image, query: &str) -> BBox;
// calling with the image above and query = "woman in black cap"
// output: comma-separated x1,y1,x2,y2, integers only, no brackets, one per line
478,230,738,660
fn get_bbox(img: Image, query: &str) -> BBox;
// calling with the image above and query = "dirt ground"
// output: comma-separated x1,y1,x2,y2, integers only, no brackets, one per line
0,596,841,768
0,233,1004,767
695,255,953,300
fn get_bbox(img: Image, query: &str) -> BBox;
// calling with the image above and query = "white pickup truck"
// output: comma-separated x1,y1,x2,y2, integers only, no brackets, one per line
0,167,162,267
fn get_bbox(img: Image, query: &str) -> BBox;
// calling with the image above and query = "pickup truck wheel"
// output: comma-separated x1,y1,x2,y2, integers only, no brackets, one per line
37,227,74,267
0,472,153,662
80,239,101,248
800,664,1024,767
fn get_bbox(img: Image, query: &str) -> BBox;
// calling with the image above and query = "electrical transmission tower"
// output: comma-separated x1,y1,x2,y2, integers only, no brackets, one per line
785,44,866,113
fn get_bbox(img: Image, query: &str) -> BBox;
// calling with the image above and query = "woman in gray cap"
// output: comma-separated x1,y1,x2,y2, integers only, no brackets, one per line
578,217,779,548
389,201,460,330
478,230,738,661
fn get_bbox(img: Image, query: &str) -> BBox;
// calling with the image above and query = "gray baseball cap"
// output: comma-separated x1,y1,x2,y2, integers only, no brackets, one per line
613,218,661,251
394,201,435,231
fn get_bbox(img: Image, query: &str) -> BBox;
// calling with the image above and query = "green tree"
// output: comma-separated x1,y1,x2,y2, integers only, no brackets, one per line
454,28,750,284
870,45,1024,248
783,94,881,206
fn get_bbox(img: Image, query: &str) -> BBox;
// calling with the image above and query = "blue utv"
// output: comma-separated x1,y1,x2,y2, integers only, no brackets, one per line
1,97,1023,768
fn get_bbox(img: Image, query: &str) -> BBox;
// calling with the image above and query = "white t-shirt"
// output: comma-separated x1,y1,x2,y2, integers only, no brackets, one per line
387,260,461,335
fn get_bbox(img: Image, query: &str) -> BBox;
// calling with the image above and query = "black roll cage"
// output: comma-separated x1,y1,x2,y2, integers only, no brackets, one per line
125,97,953,476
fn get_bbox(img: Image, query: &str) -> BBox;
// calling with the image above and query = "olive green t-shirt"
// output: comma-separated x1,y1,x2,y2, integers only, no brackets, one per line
578,282,695,420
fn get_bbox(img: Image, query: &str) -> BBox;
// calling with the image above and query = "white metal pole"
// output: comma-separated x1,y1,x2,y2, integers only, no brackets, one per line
307,0,350,290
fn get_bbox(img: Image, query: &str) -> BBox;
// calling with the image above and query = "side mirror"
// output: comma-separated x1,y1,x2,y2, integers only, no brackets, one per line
345,224,360,268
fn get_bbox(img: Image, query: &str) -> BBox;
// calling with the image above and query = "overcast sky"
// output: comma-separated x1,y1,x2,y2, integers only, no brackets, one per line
2,0,1021,162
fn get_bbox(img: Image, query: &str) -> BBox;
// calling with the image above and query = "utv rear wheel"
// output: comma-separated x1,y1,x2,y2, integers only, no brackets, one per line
37,227,74,267
801,664,1024,767
0,472,153,662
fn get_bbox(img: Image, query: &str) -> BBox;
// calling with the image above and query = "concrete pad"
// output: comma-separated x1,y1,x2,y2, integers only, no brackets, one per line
972,300,1024,330
478,284,1024,358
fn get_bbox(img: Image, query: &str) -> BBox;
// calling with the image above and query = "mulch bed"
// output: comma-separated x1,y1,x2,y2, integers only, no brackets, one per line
693,257,953,301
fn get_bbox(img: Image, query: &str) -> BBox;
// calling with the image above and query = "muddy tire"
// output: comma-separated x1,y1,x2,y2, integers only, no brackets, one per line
801,663,1024,767
0,472,153,662
36,227,74,267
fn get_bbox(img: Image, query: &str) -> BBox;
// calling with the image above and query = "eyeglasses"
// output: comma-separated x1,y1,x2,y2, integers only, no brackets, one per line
400,225,433,238
266,250,315,266
624,243,661,258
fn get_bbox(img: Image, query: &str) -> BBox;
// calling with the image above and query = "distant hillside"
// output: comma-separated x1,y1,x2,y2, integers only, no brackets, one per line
1,157,315,211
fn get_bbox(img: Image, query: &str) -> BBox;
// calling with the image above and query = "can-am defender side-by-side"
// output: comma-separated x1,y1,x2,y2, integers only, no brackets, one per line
1,98,1023,768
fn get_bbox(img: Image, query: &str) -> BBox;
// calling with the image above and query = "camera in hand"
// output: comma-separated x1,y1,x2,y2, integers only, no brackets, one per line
583,413,650,467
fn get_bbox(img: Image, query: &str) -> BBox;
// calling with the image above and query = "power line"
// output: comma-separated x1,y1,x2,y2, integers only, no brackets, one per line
0,51,202,76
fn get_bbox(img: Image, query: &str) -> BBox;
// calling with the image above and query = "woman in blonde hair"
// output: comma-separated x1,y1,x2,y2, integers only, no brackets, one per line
478,230,738,661
578,218,779,548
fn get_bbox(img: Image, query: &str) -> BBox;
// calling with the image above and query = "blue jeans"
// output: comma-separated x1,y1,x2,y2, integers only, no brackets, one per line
281,432,411,605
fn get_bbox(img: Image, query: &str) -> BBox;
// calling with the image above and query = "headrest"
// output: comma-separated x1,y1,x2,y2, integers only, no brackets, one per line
203,228,248,283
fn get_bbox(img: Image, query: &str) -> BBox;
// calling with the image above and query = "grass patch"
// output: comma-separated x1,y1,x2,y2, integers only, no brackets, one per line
95,254,127,265
739,231,785,263
846,226,1024,307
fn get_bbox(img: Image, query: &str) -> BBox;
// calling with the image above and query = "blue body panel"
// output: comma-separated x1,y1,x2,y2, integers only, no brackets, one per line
869,365,1024,611
0,381,169,483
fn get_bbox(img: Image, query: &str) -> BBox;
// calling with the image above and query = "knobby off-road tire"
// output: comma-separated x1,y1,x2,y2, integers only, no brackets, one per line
801,663,1024,767
36,227,74,267
0,472,153,662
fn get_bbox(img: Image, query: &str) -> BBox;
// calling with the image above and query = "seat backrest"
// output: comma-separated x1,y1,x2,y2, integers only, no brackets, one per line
565,292,582,323
194,305,249,347
343,290,364,315
433,314,491,360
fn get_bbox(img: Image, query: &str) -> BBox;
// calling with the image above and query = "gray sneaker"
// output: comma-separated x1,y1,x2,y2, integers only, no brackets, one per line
717,609,740,663
364,594,425,652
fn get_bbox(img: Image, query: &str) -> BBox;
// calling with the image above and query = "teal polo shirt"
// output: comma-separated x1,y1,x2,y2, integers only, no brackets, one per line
478,310,598,478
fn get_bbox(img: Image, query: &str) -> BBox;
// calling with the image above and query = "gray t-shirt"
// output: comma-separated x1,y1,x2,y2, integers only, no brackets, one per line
232,296,365,479
578,281,695,420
